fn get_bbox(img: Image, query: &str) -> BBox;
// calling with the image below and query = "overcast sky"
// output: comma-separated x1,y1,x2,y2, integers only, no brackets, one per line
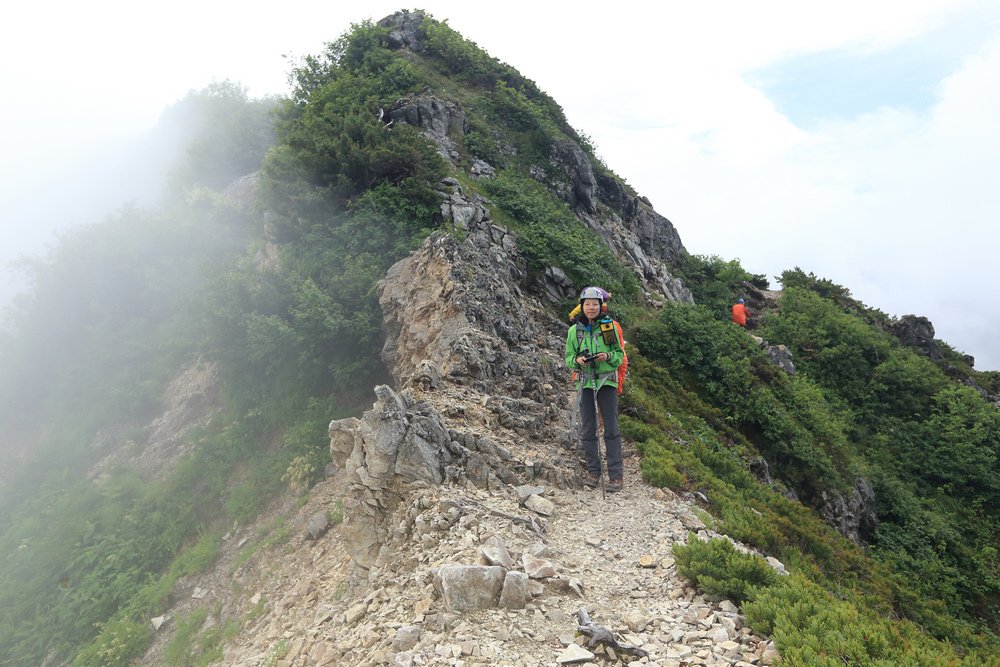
2,1,998,369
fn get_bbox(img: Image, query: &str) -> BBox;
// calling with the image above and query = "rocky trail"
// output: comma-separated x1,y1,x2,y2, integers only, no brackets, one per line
143,424,780,667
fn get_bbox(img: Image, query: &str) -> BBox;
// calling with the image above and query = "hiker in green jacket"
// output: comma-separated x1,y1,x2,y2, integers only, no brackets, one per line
565,287,625,492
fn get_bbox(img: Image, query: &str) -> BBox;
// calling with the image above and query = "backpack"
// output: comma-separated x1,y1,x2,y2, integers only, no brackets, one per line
574,316,629,395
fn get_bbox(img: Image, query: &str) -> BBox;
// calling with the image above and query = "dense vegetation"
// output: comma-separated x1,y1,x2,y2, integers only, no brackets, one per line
626,258,998,661
0,12,996,666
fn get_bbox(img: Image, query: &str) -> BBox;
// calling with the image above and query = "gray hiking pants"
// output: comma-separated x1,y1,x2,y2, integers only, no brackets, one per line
580,385,623,480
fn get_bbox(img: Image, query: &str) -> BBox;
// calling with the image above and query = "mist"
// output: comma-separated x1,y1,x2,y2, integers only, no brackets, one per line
1,118,182,306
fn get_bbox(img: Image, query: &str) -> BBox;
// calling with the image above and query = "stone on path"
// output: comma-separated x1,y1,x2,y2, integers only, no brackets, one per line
556,643,595,663
515,484,546,504
524,494,556,516
522,553,557,578
481,535,514,568
499,571,529,609
435,565,505,612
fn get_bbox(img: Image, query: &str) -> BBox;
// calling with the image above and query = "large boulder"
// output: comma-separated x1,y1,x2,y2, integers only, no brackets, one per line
433,565,505,612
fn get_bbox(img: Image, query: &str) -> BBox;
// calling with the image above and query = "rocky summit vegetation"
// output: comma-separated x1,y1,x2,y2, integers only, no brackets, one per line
1,9,998,667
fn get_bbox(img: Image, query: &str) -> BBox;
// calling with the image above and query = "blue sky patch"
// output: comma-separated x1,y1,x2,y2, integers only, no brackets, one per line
749,16,997,127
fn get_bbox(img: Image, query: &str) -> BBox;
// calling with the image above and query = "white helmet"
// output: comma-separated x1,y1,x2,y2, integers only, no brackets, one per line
579,286,605,302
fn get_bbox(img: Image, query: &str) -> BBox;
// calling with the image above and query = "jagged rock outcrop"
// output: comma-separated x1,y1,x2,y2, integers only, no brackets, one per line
550,140,600,215
378,9,428,51
387,93,467,162
817,477,878,545
889,314,943,360
331,385,457,571
739,281,781,313
750,335,796,375
379,190,554,403
537,138,693,304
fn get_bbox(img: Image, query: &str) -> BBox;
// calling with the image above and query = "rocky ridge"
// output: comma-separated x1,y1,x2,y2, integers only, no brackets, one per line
137,179,788,666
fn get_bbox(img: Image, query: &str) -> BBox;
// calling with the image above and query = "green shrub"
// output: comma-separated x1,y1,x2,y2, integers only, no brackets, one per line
674,253,768,317
70,617,152,667
164,608,209,666
673,537,779,602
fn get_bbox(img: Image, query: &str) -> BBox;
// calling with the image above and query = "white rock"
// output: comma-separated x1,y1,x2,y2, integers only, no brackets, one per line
556,643,595,663
525,494,556,517
766,556,788,575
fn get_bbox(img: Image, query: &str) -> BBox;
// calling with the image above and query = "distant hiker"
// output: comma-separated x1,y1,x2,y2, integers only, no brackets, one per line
732,298,750,328
566,287,625,493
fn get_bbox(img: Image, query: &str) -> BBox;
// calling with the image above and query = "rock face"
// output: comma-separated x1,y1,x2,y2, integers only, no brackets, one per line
378,192,555,403
750,336,796,375
378,9,428,51
765,344,796,375
540,140,693,305
889,314,943,360
333,385,458,570
388,93,467,162
817,477,878,545
433,565,505,612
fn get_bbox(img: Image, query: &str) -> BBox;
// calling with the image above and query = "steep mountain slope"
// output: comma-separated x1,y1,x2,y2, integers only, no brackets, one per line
1,9,998,667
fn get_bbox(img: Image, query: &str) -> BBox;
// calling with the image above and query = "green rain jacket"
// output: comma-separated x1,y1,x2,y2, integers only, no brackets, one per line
565,317,624,390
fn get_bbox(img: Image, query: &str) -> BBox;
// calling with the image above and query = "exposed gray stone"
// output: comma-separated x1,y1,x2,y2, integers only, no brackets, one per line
889,314,943,359
470,158,496,178
499,571,529,609
551,139,598,214
556,643,595,663
392,625,422,651
338,386,458,569
306,512,330,541
524,494,556,517
765,556,788,575
537,266,576,304
481,535,515,569
434,565,505,612
766,344,796,374
818,476,878,545
522,553,557,579
378,10,427,52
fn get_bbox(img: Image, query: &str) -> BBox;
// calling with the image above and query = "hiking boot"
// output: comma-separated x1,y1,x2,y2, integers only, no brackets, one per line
584,473,600,489
607,478,623,493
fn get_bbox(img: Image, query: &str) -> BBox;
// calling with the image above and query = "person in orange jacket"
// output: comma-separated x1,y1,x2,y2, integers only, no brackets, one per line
732,298,750,327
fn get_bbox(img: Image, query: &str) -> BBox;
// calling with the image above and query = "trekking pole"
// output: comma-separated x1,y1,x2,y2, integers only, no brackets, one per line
571,377,585,492
598,372,606,502
585,358,606,501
